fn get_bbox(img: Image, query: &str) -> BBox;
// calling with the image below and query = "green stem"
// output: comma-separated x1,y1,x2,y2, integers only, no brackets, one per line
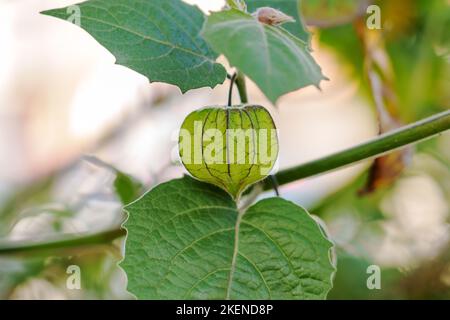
228,73,238,106
235,72,248,104
0,228,126,256
264,110,450,190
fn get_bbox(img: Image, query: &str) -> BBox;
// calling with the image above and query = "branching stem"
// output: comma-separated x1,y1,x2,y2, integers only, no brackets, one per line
0,96,448,255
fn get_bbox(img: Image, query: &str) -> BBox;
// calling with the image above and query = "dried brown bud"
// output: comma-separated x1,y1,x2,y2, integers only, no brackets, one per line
252,7,295,26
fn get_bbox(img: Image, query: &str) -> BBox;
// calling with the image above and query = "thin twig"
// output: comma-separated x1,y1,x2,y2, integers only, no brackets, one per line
269,175,280,196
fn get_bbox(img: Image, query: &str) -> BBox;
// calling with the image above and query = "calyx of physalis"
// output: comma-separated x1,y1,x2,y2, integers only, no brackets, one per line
179,105,279,200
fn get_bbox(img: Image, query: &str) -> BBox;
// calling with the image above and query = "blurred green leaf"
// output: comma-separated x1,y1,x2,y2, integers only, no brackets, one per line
0,177,55,236
42,0,227,92
121,176,335,299
319,24,365,84
203,9,326,104
83,155,143,205
114,172,143,205
384,0,450,119
301,0,365,28
327,253,403,300
0,258,44,299
318,0,449,121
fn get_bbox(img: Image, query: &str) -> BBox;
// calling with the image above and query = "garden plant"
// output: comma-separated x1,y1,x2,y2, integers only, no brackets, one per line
0,0,449,300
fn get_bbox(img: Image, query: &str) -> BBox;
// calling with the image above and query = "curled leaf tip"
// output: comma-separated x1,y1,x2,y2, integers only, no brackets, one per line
253,7,295,26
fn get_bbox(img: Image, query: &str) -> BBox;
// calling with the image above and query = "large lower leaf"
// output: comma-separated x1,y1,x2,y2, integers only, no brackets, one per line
202,9,326,104
246,0,311,44
121,176,335,299
42,0,227,92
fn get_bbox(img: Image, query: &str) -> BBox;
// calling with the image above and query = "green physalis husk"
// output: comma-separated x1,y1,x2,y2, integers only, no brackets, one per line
179,105,279,200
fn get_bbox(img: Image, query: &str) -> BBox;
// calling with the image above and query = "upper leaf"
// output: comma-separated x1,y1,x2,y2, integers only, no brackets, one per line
246,0,311,44
202,9,326,104
42,0,227,93
121,176,335,299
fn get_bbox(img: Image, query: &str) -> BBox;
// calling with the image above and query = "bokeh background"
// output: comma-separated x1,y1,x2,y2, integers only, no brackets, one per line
0,0,449,299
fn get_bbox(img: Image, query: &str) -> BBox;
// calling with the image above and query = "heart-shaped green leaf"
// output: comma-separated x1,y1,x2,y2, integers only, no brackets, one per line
121,176,335,299
42,0,227,92
202,9,327,104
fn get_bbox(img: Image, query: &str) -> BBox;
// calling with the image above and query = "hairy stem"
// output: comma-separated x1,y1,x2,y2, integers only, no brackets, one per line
264,109,450,190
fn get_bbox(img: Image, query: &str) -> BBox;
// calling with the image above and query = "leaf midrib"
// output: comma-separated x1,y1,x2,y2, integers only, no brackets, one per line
225,209,244,299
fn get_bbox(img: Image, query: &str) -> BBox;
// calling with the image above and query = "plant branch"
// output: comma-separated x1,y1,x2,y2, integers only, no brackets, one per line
1,110,448,255
235,72,248,104
0,228,126,256
264,110,450,190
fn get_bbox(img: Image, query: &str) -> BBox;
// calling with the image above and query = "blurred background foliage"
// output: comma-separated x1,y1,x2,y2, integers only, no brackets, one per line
0,0,449,299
